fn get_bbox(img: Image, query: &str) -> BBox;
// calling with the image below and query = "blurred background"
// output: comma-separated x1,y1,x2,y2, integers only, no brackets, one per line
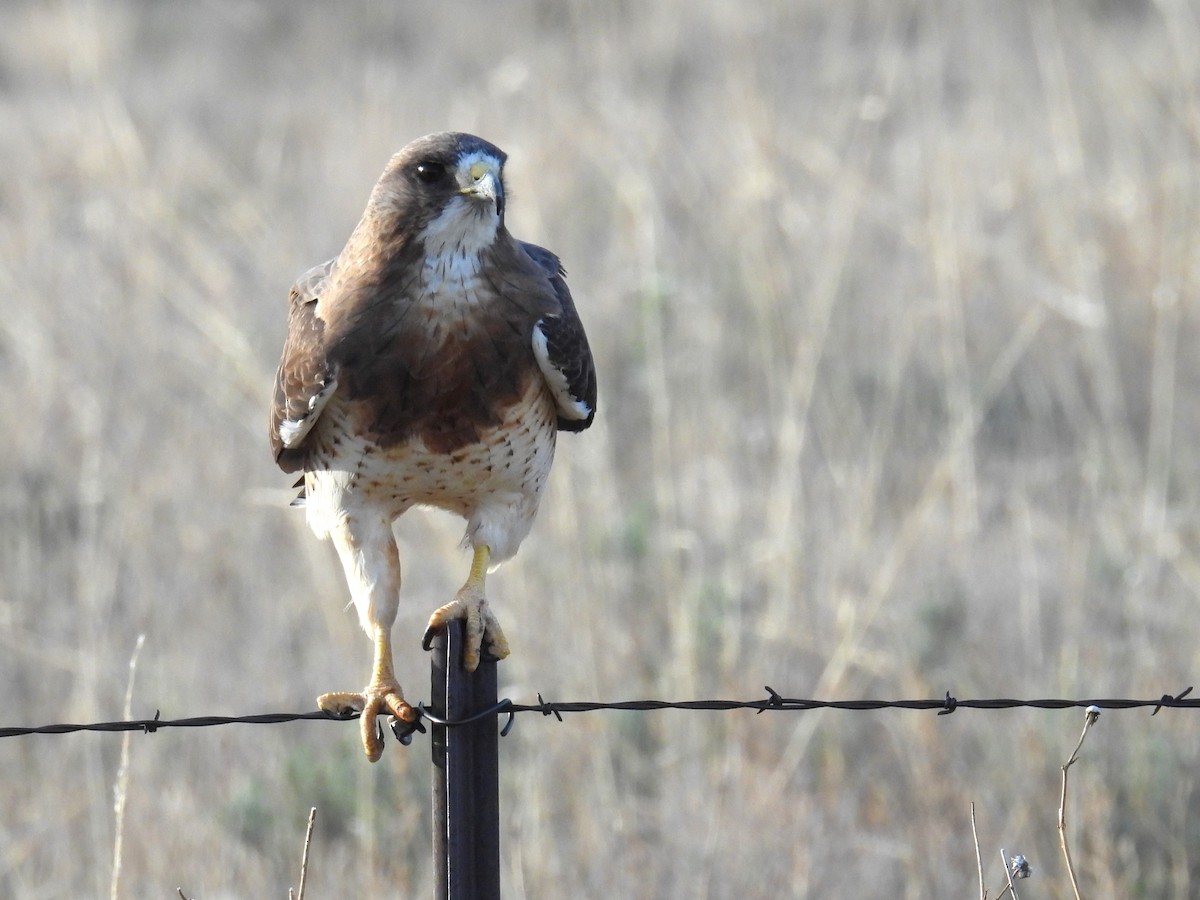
2,1,1199,897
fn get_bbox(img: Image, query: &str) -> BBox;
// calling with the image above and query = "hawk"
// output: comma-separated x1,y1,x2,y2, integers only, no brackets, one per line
270,132,597,761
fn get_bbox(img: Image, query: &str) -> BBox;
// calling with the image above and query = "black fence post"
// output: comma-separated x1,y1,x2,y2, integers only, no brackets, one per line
430,619,501,900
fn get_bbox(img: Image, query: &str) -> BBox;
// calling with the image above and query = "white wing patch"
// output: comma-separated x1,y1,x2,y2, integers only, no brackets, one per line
532,321,591,421
279,376,339,448
278,418,308,448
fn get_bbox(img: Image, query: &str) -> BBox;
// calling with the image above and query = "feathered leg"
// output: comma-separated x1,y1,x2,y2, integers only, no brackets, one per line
319,515,416,762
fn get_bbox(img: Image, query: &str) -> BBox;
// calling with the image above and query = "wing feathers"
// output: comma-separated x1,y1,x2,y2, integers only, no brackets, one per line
278,375,339,447
519,242,598,432
269,259,337,472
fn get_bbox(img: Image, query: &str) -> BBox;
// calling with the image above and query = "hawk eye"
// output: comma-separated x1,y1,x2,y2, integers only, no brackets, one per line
413,161,447,184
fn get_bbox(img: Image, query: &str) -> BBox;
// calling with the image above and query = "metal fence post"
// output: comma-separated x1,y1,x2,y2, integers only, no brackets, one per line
430,619,501,900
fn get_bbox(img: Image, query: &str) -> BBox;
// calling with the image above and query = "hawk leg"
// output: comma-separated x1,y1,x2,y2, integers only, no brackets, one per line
422,544,510,671
319,623,417,763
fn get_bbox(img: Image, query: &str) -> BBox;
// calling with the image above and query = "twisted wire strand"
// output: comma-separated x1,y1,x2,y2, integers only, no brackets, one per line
1,686,1193,740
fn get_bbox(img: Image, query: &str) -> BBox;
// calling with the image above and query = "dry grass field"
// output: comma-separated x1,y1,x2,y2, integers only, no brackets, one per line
2,1,1199,897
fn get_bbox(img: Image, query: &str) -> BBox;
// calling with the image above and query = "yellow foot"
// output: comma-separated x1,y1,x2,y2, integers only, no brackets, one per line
318,679,415,763
421,587,510,671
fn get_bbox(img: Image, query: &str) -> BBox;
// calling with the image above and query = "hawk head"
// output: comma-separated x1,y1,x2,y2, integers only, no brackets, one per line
368,132,509,258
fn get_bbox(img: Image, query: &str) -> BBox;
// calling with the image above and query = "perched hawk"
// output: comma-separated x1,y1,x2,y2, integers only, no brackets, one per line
270,132,597,761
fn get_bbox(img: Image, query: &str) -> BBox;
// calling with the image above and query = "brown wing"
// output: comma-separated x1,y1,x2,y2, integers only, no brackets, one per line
520,242,597,431
269,259,338,473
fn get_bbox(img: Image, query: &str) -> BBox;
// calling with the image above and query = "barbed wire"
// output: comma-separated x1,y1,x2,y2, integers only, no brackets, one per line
1,686,1194,742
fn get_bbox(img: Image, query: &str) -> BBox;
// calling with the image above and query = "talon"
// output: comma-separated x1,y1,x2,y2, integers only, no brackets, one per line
424,589,510,671
320,621,416,762
423,545,510,669
319,681,413,762
317,691,367,718
421,623,441,652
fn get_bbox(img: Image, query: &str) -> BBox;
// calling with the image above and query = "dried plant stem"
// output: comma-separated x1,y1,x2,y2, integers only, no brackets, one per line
1059,707,1101,900
293,807,317,900
109,633,146,900
971,803,985,900
999,848,1020,900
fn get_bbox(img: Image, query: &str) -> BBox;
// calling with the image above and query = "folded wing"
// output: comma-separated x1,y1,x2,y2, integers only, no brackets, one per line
521,242,597,432
269,259,339,472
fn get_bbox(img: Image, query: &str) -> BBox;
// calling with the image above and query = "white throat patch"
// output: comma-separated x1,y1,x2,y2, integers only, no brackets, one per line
420,196,499,293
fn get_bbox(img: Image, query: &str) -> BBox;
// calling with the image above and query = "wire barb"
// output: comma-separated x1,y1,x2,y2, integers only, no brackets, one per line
534,692,563,721
1152,685,1193,716
758,685,784,713
938,691,959,715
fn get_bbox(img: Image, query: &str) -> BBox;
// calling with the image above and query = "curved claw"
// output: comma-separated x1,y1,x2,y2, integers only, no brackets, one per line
318,682,416,762
423,592,510,671
421,623,440,653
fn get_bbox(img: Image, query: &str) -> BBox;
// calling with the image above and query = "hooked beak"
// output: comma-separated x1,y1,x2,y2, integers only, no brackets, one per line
461,161,504,219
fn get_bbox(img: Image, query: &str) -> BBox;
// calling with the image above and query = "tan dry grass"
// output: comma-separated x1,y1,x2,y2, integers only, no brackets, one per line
1,1,1200,897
